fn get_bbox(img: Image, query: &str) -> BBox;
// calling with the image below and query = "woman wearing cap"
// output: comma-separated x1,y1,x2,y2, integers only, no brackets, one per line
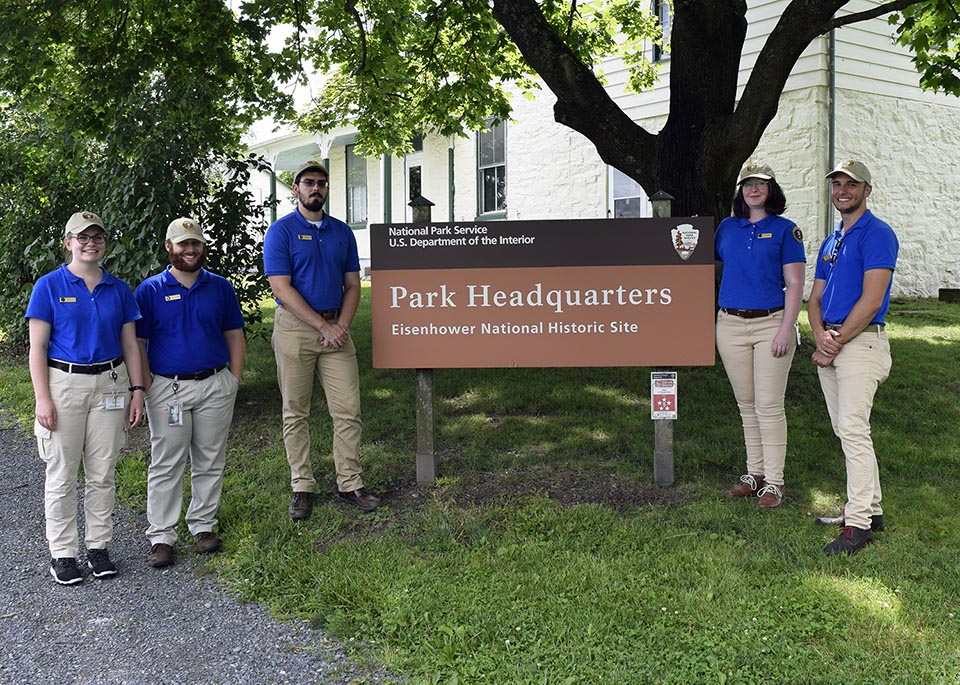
25,211,144,585
715,162,806,510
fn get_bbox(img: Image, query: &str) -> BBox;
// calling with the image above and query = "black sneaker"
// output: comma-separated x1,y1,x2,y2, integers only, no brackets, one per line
335,487,381,512
50,558,83,585
288,491,314,521
823,526,873,556
87,548,117,578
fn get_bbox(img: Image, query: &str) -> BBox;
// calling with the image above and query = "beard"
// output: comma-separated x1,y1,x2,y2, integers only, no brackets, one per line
300,194,325,212
168,249,206,272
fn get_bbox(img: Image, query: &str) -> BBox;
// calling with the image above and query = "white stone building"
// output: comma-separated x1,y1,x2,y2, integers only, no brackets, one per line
246,0,960,295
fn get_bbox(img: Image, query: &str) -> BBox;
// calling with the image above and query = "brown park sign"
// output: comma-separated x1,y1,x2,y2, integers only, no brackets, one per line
370,217,715,368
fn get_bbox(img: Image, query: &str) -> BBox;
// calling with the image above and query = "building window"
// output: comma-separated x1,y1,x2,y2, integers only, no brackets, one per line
653,0,671,62
609,168,648,218
478,120,506,215
346,144,367,224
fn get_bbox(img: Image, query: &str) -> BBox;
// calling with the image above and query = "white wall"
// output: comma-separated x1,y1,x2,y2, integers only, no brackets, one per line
245,1,960,296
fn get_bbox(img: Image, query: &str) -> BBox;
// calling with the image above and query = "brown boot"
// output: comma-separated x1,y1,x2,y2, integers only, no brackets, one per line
757,484,784,510
728,474,765,498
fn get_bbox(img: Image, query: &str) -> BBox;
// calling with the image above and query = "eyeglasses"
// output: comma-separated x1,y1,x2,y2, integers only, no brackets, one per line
298,179,329,188
73,234,106,245
742,180,769,189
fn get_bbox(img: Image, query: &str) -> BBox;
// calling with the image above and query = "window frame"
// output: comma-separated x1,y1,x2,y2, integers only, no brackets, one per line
476,119,507,219
652,0,671,63
608,167,650,219
345,143,368,227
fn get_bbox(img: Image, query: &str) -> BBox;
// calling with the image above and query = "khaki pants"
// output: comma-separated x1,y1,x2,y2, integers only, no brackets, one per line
144,369,239,546
716,310,796,486
817,329,891,530
35,365,129,558
272,306,363,493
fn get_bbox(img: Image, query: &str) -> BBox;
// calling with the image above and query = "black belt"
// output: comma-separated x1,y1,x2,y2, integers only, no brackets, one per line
157,364,228,381
720,306,785,319
320,309,340,321
48,356,124,375
825,323,884,334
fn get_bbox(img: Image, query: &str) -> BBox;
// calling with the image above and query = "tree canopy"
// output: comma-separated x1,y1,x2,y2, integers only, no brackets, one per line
0,0,282,339
261,0,959,218
1,0,958,338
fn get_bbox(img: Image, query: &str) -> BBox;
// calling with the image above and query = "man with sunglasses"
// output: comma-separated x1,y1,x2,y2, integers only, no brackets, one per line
807,160,899,555
263,160,379,520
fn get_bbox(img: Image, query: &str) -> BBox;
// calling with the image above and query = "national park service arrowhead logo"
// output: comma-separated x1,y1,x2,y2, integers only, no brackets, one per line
671,223,699,261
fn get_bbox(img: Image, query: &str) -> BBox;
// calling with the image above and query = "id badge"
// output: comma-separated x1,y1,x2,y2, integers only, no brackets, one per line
103,392,125,411
167,403,183,426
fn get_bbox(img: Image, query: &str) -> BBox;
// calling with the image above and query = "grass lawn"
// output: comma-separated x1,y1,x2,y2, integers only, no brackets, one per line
2,289,958,684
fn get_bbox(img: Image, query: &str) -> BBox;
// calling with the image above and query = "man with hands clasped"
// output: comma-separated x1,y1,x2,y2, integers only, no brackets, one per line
808,160,898,556
263,160,380,521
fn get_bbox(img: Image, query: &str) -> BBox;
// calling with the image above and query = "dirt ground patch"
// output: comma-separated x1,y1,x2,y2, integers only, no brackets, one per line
378,464,695,514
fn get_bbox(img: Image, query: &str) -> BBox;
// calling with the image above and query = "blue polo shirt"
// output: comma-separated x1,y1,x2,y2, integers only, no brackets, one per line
263,209,360,312
814,210,898,326
25,264,140,364
715,214,806,309
134,267,245,376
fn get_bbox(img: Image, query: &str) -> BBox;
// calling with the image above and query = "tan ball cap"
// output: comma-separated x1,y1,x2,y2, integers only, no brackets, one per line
64,211,104,237
826,159,871,185
294,160,329,184
166,217,206,244
738,161,775,183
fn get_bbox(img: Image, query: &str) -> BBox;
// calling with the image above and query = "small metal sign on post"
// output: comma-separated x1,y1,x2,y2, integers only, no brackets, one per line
410,195,437,485
650,191,676,487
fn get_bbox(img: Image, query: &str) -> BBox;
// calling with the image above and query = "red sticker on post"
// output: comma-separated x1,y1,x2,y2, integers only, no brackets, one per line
651,372,678,420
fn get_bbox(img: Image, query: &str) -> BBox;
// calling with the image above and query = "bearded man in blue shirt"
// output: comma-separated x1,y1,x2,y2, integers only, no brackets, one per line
263,160,380,520
135,218,246,568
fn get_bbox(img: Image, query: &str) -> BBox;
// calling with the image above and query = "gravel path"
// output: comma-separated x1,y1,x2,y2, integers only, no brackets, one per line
0,412,399,685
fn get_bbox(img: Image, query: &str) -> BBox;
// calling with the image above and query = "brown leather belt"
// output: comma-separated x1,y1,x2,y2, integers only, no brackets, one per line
320,309,340,321
720,306,785,319
825,323,884,334
48,356,123,375
157,363,228,381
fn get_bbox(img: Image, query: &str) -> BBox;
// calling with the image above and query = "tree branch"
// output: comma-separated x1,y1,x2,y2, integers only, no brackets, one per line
823,0,926,32
491,0,657,186
344,0,368,74
566,0,577,37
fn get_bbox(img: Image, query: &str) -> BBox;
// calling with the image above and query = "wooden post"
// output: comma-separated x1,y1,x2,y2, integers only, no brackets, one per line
410,195,438,484
650,191,675,487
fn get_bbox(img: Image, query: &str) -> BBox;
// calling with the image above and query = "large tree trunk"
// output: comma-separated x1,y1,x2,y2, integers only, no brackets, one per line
654,0,748,219
493,0,925,222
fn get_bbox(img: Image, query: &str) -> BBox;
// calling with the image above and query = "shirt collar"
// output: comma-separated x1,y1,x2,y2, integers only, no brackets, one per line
738,214,775,229
160,266,209,287
61,264,112,285
836,209,875,236
295,208,327,230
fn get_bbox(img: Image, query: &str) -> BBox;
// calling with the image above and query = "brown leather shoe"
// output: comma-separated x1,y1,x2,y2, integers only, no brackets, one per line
335,487,381,512
148,543,175,568
288,491,314,521
195,532,221,554
757,484,784,510
728,474,765,498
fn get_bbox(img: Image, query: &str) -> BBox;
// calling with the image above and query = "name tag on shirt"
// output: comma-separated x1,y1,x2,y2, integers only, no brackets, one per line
298,234,313,241
165,294,182,301
757,233,773,239
59,297,77,303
